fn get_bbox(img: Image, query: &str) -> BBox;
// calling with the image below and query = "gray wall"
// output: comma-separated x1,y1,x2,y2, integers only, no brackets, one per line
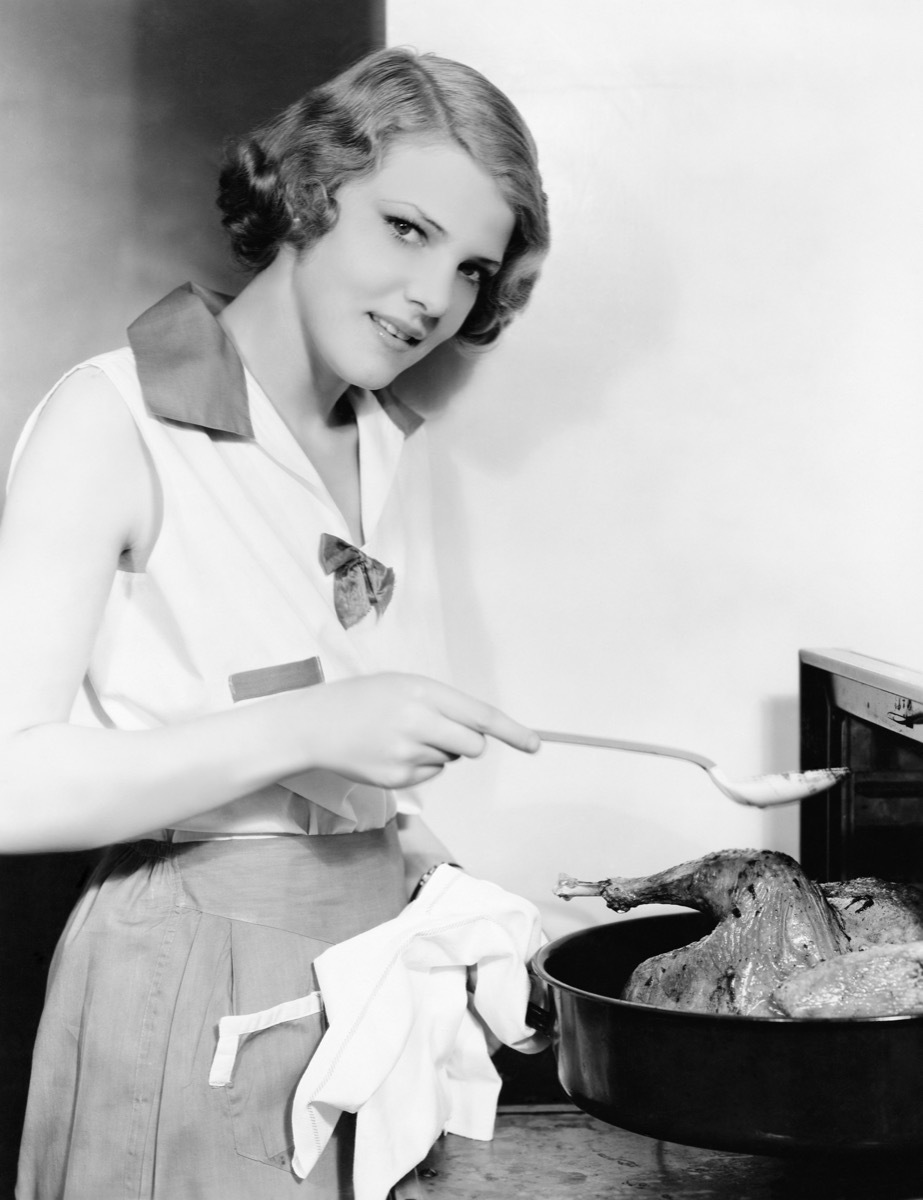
0,1,383,1183
1,0,384,478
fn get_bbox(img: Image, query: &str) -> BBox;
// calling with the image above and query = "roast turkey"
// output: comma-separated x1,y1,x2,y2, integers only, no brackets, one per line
774,939,923,1018
555,849,923,1018
819,877,923,948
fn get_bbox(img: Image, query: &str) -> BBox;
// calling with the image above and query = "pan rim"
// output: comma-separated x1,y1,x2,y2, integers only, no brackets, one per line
532,915,923,1026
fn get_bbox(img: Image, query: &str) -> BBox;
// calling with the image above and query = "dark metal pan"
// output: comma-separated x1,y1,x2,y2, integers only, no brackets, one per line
531,911,923,1157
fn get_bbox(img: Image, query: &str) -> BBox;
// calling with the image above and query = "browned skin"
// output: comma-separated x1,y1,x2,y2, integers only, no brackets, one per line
819,877,923,949
596,849,850,1016
775,940,923,1018
558,851,923,1017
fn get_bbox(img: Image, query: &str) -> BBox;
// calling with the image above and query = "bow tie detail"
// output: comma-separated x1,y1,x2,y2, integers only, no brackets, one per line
319,534,395,629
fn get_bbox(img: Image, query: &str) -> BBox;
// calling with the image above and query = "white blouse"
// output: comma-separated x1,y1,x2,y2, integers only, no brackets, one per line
10,283,449,838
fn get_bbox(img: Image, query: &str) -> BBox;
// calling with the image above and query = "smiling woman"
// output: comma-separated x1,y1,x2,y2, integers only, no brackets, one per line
3,45,549,1200
217,48,549,347
227,141,515,397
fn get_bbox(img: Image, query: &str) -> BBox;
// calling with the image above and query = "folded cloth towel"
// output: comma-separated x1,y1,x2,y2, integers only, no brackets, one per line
290,865,548,1200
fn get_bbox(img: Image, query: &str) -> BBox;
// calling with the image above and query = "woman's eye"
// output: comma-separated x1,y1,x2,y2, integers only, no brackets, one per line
459,263,487,287
386,217,424,244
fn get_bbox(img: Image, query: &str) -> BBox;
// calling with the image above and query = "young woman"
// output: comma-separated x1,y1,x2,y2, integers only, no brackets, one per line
3,47,549,1199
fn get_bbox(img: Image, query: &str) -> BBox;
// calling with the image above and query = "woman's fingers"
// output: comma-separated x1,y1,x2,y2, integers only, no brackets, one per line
479,706,541,753
409,762,450,784
424,680,540,755
295,673,539,790
417,716,486,763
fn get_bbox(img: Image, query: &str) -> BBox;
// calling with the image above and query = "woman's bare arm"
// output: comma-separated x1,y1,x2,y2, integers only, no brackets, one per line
396,811,458,898
0,370,539,853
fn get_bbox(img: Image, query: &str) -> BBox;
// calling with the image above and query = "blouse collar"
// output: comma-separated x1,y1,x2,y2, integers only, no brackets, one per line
127,281,423,439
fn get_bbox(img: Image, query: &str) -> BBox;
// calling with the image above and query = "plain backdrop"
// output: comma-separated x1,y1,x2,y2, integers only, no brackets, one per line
386,0,923,938
2,0,922,1178
2,1,923,938
0,2,385,1183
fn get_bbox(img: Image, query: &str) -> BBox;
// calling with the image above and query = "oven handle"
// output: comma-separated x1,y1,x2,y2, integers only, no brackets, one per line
888,707,923,728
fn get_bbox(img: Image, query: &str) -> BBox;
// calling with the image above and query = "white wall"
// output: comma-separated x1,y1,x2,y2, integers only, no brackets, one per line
388,0,923,939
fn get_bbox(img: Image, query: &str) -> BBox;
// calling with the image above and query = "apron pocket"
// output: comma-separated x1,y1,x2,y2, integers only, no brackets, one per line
221,921,331,1171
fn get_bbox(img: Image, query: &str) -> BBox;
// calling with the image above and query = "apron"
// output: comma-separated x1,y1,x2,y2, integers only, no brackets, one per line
16,825,408,1200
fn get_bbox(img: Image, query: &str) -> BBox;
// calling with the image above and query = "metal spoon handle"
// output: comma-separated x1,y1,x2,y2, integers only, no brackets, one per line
535,728,849,808
535,729,717,771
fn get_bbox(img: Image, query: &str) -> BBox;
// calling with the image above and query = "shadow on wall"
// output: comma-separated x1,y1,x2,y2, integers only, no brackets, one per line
0,0,385,485
385,180,682,707
392,156,681,477
132,0,386,297
760,693,801,853
0,2,383,1191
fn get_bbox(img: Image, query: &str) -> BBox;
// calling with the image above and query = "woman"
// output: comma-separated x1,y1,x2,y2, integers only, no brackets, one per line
4,46,549,1198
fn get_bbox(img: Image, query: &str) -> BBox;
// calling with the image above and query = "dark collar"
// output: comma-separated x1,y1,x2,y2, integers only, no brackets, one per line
127,282,423,438
128,282,253,436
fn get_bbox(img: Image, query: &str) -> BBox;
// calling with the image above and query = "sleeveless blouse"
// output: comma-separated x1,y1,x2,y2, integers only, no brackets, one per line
10,283,448,838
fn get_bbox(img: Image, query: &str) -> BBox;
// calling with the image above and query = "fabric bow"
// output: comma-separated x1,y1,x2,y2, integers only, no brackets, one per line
319,533,395,629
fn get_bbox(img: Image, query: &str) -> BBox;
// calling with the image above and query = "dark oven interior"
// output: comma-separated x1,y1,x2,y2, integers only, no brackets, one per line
800,648,923,886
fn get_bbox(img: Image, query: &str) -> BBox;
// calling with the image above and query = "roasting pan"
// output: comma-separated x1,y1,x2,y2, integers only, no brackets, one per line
531,910,923,1157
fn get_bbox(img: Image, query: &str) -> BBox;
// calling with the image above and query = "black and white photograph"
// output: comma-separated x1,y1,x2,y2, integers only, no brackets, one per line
2,2,923,1197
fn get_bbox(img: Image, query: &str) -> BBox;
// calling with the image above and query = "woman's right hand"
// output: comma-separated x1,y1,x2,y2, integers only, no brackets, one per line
289,672,541,789
0,372,536,849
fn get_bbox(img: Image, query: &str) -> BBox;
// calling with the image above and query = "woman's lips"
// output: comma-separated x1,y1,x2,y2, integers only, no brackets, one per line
370,313,423,347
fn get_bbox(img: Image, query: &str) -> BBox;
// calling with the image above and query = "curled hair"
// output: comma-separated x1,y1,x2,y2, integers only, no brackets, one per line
217,47,549,348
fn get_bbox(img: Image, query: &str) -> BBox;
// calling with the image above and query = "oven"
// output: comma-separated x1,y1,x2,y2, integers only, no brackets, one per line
425,648,923,1194
799,647,923,886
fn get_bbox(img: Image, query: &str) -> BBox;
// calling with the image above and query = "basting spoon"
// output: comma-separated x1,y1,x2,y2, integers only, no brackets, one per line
534,729,849,808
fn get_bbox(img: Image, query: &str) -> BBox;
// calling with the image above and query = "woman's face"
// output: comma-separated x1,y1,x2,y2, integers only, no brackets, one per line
290,138,515,397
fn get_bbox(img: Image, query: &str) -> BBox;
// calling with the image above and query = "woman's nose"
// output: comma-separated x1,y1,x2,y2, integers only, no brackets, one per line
404,256,455,319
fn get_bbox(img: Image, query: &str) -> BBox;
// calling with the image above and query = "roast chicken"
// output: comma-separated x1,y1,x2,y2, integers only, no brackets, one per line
555,849,923,1018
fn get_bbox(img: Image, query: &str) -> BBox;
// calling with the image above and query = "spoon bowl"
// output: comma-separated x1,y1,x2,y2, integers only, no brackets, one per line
535,729,849,808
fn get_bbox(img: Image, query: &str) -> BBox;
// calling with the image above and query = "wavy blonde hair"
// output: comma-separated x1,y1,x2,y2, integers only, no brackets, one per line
217,47,549,348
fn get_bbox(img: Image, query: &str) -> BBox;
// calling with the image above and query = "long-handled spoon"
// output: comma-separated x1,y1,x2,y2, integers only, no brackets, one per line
535,729,849,808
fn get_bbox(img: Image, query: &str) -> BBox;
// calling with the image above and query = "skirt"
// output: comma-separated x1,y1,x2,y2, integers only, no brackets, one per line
16,825,409,1200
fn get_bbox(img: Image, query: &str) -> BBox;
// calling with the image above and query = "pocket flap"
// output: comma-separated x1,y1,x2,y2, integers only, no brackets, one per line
229,657,325,702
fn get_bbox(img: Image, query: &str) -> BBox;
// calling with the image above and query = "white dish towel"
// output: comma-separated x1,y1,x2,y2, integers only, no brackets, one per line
289,864,548,1199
